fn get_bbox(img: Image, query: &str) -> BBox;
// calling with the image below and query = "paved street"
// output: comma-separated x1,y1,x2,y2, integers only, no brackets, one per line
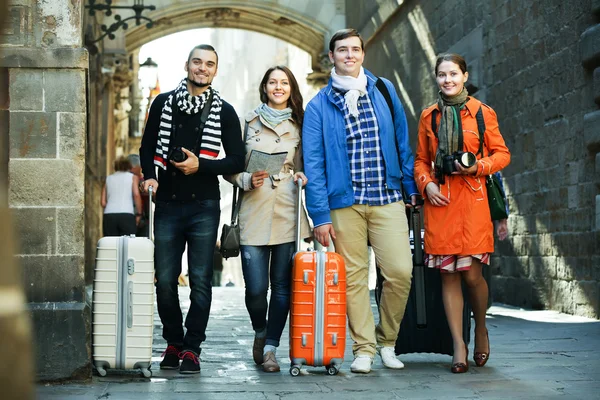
38,287,600,400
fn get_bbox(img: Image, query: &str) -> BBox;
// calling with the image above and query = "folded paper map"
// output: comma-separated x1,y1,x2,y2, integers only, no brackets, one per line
246,150,288,176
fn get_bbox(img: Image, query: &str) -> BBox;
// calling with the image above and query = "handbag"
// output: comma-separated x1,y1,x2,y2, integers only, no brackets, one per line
219,122,249,259
219,187,242,259
486,174,508,221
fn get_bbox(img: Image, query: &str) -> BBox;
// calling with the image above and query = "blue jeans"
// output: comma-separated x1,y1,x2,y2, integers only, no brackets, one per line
241,242,295,348
154,199,220,354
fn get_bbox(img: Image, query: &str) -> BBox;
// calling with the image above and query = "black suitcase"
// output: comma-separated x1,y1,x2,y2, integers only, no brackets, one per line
375,206,471,356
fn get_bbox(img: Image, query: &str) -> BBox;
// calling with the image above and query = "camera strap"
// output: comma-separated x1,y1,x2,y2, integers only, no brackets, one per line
475,108,485,157
193,91,214,154
171,91,214,156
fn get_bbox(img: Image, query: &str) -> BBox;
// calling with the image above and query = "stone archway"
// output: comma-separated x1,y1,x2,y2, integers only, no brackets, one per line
110,0,345,158
97,0,346,86
85,0,346,161
125,3,326,73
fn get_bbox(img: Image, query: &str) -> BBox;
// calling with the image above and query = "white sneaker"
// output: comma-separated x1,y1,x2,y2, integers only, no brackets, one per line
350,355,373,373
379,347,405,369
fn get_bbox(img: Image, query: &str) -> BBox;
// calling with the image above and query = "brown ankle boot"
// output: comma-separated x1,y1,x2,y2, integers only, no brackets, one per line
252,336,266,365
262,351,280,372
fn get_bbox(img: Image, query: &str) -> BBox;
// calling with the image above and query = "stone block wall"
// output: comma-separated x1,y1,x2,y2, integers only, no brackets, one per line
0,3,35,394
0,1,90,380
349,0,600,318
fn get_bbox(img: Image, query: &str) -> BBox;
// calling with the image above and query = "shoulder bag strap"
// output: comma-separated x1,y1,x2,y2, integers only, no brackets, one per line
375,78,395,126
376,78,403,171
475,107,486,157
230,122,249,224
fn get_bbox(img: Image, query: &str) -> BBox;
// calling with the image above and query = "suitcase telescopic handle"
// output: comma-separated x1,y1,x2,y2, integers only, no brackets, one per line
148,186,154,242
412,208,423,266
295,179,303,253
411,207,427,327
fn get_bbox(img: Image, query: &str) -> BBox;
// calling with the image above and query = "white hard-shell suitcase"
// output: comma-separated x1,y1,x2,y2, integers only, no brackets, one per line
93,187,155,377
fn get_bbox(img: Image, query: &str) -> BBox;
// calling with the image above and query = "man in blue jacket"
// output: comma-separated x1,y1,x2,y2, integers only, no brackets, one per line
303,29,418,374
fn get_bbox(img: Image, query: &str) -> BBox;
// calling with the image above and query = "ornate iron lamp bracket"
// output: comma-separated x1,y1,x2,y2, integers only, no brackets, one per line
86,0,156,43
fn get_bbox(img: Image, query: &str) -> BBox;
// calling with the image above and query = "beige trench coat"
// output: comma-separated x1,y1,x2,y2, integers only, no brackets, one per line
225,111,311,246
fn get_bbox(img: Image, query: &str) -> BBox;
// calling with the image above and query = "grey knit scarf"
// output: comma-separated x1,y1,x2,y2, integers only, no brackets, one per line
256,103,292,130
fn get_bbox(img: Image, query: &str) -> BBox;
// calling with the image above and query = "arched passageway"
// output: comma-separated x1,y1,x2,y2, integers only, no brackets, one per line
124,2,328,67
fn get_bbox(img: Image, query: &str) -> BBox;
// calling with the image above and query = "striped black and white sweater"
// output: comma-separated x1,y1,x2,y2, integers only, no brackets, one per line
140,90,245,202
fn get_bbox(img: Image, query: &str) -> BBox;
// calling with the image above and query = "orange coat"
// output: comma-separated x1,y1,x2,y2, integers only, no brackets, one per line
414,97,511,256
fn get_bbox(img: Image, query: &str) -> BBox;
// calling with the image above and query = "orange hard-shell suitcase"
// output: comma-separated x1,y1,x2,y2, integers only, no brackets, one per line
289,181,346,376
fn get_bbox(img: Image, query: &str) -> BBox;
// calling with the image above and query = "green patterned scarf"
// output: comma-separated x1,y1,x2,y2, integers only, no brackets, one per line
434,88,469,175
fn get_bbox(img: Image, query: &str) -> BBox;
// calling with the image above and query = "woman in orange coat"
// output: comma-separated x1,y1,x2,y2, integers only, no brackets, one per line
414,53,510,373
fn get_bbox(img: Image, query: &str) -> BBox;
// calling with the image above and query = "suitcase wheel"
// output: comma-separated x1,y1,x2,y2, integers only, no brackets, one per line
141,367,152,378
96,367,107,377
289,366,301,377
326,365,338,376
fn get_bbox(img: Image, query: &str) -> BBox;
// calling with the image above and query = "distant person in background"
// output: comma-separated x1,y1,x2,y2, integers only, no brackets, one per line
101,156,143,236
225,65,311,373
128,153,143,178
212,241,223,287
128,154,150,237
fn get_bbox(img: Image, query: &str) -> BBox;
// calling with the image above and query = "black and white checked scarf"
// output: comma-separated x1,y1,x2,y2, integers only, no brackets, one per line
154,79,222,169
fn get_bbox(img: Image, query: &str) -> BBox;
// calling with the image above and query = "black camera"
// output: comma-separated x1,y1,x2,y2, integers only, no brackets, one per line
167,146,188,163
441,151,476,175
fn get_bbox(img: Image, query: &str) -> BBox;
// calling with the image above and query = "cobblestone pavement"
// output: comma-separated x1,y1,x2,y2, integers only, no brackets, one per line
38,287,600,399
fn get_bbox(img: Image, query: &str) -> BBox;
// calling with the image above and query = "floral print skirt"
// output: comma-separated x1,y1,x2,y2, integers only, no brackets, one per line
425,253,490,273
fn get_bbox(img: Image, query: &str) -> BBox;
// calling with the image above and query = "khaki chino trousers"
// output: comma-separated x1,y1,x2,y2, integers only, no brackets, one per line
331,201,413,357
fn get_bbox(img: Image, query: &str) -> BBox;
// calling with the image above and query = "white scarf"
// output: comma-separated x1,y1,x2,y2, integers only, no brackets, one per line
330,67,368,118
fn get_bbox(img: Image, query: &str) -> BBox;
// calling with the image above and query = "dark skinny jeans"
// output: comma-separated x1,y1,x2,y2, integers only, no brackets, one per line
241,242,295,348
154,199,220,354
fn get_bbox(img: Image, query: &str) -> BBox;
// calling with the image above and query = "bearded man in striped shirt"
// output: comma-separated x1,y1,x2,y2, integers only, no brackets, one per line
139,44,245,374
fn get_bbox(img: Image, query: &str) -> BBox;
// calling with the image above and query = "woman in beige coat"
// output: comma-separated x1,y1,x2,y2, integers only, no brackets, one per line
226,66,310,373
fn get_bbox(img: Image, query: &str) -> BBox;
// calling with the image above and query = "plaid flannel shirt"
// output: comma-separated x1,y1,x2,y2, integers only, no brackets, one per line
332,88,403,206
